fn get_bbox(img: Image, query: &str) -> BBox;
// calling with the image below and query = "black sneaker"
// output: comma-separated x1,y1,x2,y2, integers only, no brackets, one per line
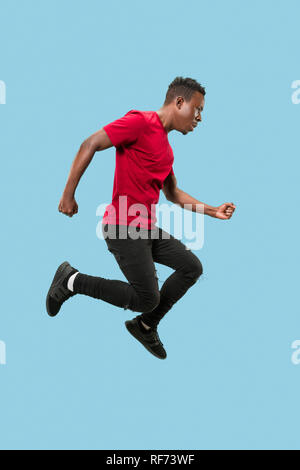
46,261,77,317
125,317,167,360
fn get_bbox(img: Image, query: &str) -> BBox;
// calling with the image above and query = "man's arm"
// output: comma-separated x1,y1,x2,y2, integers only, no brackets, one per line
58,129,113,217
162,173,236,220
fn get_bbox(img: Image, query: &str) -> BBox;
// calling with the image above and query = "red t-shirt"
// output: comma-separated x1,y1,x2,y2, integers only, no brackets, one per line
102,109,175,229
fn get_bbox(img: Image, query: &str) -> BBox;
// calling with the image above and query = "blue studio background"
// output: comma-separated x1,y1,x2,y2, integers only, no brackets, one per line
0,0,299,450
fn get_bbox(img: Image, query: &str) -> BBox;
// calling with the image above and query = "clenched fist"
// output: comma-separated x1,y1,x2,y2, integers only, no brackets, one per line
214,202,236,220
58,195,78,217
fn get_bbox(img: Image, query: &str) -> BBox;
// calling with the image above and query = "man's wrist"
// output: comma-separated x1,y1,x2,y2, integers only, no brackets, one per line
63,188,75,199
205,205,217,217
63,180,77,199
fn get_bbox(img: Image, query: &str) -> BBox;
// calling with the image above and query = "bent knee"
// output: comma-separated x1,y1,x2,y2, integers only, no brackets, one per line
194,259,203,278
186,257,203,281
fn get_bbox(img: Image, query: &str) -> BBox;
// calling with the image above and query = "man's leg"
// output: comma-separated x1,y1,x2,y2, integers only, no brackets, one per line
46,224,160,317
73,241,159,313
139,227,203,329
74,224,167,359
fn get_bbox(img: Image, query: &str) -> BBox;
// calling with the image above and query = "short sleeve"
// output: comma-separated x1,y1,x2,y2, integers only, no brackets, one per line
103,110,146,147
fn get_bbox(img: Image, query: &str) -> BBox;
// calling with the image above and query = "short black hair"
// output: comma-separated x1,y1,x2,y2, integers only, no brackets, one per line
164,76,206,105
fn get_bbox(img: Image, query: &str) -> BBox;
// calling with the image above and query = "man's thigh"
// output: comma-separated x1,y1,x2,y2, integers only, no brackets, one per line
151,227,203,274
102,224,159,294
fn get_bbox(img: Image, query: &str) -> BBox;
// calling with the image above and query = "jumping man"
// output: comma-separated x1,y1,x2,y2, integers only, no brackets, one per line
46,76,236,360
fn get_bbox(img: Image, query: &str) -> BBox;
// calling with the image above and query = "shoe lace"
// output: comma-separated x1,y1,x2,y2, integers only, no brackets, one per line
149,328,164,347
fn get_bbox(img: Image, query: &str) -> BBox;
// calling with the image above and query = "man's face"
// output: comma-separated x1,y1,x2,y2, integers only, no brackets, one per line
174,91,205,135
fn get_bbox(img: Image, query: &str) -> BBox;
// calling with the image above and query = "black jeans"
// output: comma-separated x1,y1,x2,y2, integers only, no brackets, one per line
73,223,203,328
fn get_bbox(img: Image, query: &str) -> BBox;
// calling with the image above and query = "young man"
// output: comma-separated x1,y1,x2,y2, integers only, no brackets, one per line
46,76,236,360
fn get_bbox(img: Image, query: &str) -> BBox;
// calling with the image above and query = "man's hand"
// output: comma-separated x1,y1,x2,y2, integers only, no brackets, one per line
214,202,236,220
58,195,78,217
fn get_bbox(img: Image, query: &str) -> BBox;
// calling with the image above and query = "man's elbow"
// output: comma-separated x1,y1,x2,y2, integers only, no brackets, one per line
80,138,97,153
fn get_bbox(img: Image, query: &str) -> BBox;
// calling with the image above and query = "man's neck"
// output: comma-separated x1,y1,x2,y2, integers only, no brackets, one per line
156,107,174,133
